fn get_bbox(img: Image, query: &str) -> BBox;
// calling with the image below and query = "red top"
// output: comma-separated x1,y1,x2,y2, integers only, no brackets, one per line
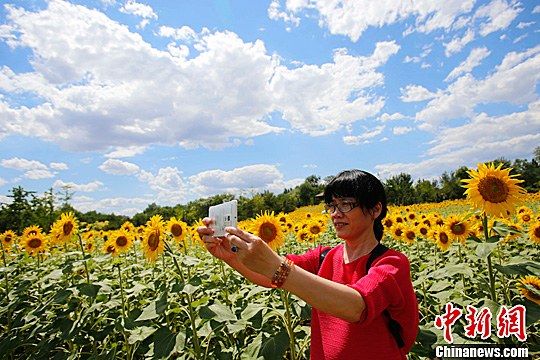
286,244,419,360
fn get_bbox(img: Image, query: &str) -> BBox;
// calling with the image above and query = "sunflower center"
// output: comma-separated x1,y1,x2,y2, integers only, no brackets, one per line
259,222,277,243
394,228,403,237
534,227,540,238
28,238,42,248
5,235,11,243
477,176,509,203
439,233,449,244
451,222,466,235
29,230,38,236
384,219,393,227
116,236,128,247
420,228,428,236
171,224,183,237
522,214,531,222
406,231,415,241
309,226,321,235
106,245,115,254
63,222,74,236
148,232,160,250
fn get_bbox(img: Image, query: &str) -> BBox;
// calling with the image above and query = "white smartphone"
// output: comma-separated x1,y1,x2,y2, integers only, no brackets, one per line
208,200,238,237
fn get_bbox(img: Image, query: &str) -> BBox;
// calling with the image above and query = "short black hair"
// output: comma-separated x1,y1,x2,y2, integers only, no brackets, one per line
323,169,388,240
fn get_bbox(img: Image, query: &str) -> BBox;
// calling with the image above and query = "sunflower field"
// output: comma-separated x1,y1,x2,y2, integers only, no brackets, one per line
0,163,539,359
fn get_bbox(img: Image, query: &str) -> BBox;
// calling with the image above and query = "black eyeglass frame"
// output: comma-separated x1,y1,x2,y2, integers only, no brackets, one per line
323,201,360,214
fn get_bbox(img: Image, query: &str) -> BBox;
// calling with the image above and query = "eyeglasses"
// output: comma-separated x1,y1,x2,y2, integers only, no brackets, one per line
324,201,359,214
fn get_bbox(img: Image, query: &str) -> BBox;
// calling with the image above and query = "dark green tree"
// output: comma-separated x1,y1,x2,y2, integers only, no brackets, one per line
384,173,416,205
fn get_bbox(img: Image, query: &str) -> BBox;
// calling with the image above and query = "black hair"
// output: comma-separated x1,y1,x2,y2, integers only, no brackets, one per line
323,169,388,241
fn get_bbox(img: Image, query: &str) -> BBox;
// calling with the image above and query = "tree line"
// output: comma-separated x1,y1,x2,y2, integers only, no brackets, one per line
1,151,539,234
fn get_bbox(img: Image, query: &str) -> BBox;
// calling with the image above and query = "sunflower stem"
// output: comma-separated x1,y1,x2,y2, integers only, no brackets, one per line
0,240,10,296
281,289,297,360
482,214,498,303
76,234,90,284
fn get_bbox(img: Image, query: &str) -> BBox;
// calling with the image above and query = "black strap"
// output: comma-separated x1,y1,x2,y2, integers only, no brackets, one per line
318,243,404,349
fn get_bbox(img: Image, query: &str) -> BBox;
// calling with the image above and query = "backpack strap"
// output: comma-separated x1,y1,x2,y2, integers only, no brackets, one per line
364,243,405,349
318,247,331,270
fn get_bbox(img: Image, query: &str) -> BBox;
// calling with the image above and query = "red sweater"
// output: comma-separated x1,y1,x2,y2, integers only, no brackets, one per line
287,244,419,360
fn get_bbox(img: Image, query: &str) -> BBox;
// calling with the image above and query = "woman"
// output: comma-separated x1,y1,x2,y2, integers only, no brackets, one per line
198,169,419,359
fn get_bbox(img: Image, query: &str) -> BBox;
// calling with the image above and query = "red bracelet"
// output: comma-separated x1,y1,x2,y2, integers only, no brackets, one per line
271,258,294,288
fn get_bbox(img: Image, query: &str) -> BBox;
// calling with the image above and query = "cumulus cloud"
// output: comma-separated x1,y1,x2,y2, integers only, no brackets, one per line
416,45,540,130
188,164,290,196
268,0,476,42
379,112,407,122
137,167,186,204
53,179,104,192
158,25,198,42
267,0,300,28
444,28,475,57
474,0,521,37
72,195,151,216
49,162,68,170
119,0,157,28
342,125,385,145
25,169,54,179
400,85,437,102
1,157,48,171
99,159,140,175
392,126,412,135
445,47,491,81
0,177,7,187
104,145,147,158
0,2,395,149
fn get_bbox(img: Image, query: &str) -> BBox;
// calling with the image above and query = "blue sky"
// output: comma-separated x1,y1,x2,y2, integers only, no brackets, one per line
0,0,539,216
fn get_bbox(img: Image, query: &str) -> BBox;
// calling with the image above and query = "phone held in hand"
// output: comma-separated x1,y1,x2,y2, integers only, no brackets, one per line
208,200,238,237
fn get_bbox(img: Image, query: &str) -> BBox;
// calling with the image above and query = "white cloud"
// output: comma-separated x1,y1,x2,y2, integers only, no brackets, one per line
379,112,407,122
105,146,147,158
474,0,521,37
400,85,437,102
270,0,475,42
25,169,54,179
119,0,157,28
53,179,104,192
272,41,399,135
444,28,475,57
1,157,48,171
404,55,421,63
99,159,140,175
188,164,287,196
158,25,198,42
72,195,151,216
49,162,68,170
416,45,540,130
303,164,318,169
445,47,491,81
376,101,540,180
517,21,535,29
267,0,300,27
138,167,186,204
0,177,7,187
392,126,412,135
534,5,540,14
343,125,385,145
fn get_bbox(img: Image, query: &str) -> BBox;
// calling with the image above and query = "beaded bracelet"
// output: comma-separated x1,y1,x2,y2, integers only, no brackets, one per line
270,258,294,288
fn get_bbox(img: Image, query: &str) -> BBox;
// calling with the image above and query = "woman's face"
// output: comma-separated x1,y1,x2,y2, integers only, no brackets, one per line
328,197,379,242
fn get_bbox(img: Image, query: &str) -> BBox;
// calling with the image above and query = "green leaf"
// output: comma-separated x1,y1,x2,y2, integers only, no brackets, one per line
429,280,452,293
240,333,263,360
173,331,186,353
77,283,101,298
524,299,540,326
475,242,498,260
153,326,176,360
53,289,73,304
137,302,159,322
411,327,437,358
261,328,289,360
241,304,265,320
493,261,540,276
128,326,156,344
42,269,63,281
208,303,237,322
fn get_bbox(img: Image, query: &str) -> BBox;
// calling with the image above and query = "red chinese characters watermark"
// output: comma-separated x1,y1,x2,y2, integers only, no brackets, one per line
435,303,527,343
434,302,462,343
464,305,492,340
497,305,527,341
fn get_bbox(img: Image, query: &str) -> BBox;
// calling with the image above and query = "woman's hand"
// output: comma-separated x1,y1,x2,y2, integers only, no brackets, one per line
197,218,236,262
225,227,282,279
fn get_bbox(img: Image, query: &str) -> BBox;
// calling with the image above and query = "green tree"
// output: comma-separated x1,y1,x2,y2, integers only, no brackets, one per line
0,186,35,233
439,166,469,200
414,179,439,203
384,173,416,205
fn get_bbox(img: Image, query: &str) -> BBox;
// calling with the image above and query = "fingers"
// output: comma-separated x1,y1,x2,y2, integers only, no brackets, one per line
197,224,214,237
225,227,258,243
202,217,214,226
227,234,249,251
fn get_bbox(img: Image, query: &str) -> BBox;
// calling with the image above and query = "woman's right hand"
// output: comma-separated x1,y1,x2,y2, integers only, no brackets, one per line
197,217,236,262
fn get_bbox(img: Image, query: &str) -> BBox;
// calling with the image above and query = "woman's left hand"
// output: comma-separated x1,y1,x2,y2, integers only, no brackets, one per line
225,227,282,279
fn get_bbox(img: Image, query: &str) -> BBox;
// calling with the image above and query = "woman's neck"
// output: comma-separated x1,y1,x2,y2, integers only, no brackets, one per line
343,235,379,264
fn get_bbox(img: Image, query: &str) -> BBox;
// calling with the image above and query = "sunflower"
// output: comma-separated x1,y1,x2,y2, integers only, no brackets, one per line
102,240,118,256
462,163,525,217
431,226,453,252
296,228,312,242
22,232,47,256
1,230,17,249
517,209,533,224
307,220,326,240
167,217,188,244
389,224,405,241
402,226,416,245
383,217,394,230
51,212,79,244
142,215,166,261
121,221,136,233
111,229,133,254
517,276,540,305
528,221,540,245
416,223,430,239
499,220,522,243
250,211,285,250
22,225,42,239
446,215,471,243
